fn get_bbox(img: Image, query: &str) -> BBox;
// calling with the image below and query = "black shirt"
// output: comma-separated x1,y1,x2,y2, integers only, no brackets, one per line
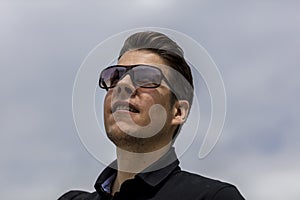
59,148,245,200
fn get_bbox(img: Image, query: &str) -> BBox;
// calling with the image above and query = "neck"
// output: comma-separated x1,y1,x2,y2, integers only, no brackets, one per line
111,143,172,195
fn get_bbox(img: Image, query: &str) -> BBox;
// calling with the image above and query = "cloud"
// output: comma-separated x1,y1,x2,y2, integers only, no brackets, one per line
1,0,300,199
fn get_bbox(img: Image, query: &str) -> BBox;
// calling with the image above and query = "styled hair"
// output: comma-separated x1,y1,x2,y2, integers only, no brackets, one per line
119,31,194,105
118,31,194,139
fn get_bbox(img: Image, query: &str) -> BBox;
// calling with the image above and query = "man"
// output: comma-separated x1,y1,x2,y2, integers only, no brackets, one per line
59,31,245,199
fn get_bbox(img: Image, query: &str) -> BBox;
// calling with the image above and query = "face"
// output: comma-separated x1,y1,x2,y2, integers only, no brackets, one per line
103,50,178,152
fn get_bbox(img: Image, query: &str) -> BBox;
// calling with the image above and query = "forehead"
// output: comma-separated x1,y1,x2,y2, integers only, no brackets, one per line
118,50,172,76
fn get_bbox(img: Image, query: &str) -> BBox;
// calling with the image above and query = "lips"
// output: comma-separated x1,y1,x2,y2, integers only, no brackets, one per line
111,101,140,113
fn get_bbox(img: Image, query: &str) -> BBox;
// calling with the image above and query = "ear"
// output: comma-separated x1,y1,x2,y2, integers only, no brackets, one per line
171,100,190,125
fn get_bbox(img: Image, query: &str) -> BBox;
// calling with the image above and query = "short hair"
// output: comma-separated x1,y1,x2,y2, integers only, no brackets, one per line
119,31,194,105
118,31,194,139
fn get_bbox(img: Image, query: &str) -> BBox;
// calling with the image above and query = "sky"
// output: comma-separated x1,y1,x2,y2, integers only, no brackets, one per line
1,0,300,199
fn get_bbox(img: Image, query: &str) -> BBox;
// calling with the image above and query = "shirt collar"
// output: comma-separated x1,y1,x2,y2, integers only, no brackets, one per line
94,161,117,195
94,147,180,194
101,173,116,194
136,147,179,187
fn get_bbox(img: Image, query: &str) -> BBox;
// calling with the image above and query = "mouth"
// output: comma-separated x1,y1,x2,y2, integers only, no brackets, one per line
111,102,140,113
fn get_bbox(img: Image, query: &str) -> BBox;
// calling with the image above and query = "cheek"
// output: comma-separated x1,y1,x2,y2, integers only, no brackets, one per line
137,90,159,107
103,92,113,116
139,90,171,114
145,88,170,104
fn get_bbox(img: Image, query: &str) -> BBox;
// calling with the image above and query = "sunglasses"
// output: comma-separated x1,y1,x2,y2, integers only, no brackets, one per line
99,64,172,91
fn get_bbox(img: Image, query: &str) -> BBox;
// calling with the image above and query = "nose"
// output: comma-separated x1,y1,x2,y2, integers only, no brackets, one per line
114,74,136,99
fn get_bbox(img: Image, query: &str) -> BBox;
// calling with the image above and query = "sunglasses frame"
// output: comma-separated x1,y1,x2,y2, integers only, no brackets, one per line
99,64,173,91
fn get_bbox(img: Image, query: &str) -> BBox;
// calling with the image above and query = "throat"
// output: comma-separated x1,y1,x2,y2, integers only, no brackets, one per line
115,144,171,173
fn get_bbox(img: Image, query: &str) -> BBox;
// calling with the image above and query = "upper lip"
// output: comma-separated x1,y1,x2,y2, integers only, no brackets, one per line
111,101,140,113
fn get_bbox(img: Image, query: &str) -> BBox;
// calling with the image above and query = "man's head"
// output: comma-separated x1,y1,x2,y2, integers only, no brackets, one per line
119,31,194,105
100,31,194,152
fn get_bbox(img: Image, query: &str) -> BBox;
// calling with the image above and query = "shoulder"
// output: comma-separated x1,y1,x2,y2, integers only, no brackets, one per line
211,185,245,200
58,190,98,200
167,170,245,199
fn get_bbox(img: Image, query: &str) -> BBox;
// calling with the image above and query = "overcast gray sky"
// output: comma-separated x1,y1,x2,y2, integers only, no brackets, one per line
1,0,300,199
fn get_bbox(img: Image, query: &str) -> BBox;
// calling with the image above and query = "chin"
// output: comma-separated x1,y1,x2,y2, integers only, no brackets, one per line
106,127,170,153
106,131,146,152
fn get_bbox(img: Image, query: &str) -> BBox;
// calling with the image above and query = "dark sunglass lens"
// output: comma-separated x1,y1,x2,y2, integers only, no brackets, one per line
100,67,125,88
133,66,162,88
